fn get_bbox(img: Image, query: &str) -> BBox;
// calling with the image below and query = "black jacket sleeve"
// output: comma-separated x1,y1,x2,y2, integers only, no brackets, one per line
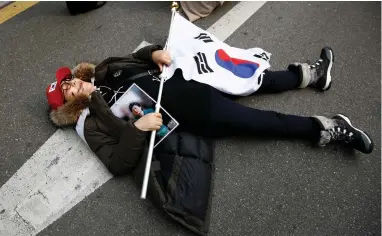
85,120,147,176
132,44,163,64
85,91,147,176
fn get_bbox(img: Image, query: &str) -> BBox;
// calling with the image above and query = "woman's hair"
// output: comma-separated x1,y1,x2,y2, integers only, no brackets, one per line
129,102,142,112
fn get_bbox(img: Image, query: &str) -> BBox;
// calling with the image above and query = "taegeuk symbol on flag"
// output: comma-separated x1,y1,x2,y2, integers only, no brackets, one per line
160,13,272,96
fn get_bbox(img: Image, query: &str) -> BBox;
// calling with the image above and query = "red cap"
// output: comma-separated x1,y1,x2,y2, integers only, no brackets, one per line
46,67,72,110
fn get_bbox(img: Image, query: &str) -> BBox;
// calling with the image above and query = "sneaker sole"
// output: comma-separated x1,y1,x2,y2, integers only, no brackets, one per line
335,114,373,154
322,47,334,91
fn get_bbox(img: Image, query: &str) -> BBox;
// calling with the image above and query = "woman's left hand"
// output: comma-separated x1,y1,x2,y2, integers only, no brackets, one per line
152,50,172,72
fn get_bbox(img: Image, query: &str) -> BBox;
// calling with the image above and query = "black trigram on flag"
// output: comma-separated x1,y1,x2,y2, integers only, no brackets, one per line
254,52,270,62
193,52,214,74
194,33,214,43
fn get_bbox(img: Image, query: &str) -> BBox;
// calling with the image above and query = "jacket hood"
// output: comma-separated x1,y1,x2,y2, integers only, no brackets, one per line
72,62,95,82
49,62,95,126
50,94,90,126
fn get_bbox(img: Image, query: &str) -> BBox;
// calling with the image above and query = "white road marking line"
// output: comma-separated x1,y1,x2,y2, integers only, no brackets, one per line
0,41,151,236
0,2,266,235
0,130,113,235
207,1,266,41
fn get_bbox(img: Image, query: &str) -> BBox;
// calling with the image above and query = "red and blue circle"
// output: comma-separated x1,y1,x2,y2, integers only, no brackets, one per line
215,49,259,78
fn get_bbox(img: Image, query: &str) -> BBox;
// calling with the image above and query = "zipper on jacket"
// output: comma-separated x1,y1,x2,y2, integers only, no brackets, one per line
148,69,161,82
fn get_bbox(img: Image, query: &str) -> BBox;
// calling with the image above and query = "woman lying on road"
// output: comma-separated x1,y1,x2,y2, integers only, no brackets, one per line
45,44,373,235
46,45,373,175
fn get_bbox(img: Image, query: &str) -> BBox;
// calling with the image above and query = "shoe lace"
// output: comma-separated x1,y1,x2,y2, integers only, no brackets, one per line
307,59,323,69
307,59,325,80
329,126,354,143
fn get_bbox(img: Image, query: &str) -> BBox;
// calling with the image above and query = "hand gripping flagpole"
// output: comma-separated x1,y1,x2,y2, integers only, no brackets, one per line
141,1,179,199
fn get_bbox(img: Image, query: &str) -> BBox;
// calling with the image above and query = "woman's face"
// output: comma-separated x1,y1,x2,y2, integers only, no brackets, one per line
62,78,94,101
132,105,142,116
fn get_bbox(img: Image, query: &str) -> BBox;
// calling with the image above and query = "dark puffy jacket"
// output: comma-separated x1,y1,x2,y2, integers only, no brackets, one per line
132,133,215,235
85,45,215,235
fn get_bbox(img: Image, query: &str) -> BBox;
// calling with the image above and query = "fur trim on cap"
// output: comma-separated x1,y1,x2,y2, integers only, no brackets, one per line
72,62,95,82
50,94,90,126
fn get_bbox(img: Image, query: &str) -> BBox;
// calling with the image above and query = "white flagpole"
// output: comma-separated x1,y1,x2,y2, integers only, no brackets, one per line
140,2,179,200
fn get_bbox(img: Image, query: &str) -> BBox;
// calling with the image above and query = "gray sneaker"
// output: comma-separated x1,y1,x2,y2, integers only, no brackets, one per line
313,114,373,154
309,47,335,91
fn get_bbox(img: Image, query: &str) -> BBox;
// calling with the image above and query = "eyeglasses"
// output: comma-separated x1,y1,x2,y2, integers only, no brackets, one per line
61,74,74,91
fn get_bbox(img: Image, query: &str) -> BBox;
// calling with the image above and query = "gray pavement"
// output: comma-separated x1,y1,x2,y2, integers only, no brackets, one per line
0,2,10,9
0,1,380,236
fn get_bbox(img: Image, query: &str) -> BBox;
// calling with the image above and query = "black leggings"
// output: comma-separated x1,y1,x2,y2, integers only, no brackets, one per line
199,70,321,140
259,70,301,93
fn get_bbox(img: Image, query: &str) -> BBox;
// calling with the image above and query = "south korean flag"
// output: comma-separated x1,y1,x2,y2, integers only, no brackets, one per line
161,12,272,96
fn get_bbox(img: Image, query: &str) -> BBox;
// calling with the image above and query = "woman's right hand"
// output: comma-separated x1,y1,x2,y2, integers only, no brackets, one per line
134,113,163,132
151,50,171,72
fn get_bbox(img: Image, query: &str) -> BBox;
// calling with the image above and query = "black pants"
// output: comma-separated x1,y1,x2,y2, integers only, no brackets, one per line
65,1,105,15
202,70,321,140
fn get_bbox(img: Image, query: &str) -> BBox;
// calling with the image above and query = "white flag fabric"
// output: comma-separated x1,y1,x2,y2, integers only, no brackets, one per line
161,13,272,96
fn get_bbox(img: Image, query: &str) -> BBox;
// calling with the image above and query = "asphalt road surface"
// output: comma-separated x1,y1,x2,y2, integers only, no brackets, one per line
0,1,380,236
